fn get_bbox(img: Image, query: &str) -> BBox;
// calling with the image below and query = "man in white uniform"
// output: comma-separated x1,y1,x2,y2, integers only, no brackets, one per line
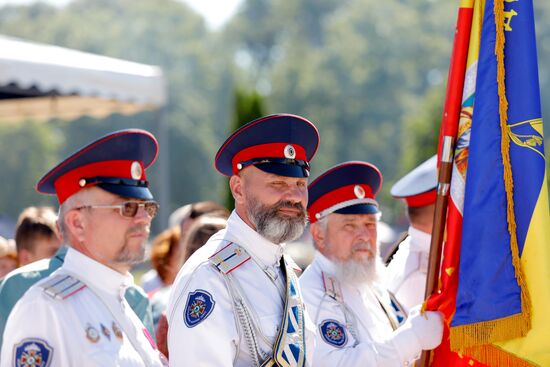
386,155,437,311
1,129,167,366
300,161,443,366
167,114,319,366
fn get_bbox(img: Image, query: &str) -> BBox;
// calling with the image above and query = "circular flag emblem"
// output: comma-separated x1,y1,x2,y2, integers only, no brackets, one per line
319,319,348,347
184,289,216,328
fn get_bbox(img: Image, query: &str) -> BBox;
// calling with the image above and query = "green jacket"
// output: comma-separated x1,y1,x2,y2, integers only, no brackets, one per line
0,246,155,346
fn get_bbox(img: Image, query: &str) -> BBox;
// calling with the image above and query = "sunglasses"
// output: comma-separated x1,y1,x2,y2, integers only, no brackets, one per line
76,201,159,218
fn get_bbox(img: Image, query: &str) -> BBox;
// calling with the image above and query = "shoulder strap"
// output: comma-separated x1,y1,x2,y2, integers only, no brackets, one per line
40,274,87,300
209,242,251,274
209,242,268,365
321,271,343,303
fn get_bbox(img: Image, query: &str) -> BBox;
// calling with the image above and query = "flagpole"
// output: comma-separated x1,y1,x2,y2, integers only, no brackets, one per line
419,2,474,366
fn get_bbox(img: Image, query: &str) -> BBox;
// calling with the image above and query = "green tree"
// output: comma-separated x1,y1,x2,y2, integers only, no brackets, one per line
0,122,60,219
0,0,237,230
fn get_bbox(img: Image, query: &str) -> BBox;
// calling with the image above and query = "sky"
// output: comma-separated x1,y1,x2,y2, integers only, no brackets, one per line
0,0,243,29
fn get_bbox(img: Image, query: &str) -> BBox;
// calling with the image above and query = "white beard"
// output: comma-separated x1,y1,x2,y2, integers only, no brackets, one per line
333,252,385,286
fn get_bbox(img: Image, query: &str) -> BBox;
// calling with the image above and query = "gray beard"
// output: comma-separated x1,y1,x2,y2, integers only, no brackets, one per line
247,198,307,244
113,241,146,266
112,225,149,266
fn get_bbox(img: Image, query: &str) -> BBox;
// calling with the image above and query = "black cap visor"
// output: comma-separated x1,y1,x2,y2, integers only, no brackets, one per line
98,183,154,201
254,162,310,178
335,203,379,215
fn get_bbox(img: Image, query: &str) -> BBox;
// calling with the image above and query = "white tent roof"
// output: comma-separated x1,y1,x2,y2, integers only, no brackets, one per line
0,35,167,122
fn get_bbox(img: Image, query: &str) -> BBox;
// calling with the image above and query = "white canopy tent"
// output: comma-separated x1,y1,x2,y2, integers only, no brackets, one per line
0,35,171,226
0,35,167,121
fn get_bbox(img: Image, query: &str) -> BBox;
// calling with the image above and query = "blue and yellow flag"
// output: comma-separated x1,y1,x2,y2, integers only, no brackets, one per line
449,0,550,365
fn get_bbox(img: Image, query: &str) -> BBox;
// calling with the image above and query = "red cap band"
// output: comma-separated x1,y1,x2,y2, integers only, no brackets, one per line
308,184,374,223
54,160,146,204
404,189,437,208
231,143,307,174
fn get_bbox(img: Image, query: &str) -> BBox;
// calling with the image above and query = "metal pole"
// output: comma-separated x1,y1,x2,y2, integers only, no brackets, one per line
418,2,474,365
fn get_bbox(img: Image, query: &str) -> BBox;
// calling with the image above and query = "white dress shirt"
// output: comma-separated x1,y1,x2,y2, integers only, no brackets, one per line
385,226,431,311
166,210,315,366
299,252,423,367
0,247,165,367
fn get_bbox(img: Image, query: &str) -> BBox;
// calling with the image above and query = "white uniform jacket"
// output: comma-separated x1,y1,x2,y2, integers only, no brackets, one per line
299,252,423,367
0,248,165,367
385,226,431,311
166,211,315,366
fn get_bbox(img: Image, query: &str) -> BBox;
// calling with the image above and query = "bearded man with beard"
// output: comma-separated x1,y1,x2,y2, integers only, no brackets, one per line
167,114,319,367
1,130,167,366
300,161,444,367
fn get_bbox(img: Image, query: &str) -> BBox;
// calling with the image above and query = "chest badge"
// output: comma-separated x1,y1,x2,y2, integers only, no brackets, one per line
319,319,348,348
85,324,100,343
184,289,216,328
112,322,123,341
100,323,111,341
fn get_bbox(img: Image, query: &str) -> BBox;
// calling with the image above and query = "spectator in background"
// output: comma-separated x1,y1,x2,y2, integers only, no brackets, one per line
15,206,61,266
146,225,181,296
140,201,229,293
180,214,229,264
155,214,228,358
0,237,17,278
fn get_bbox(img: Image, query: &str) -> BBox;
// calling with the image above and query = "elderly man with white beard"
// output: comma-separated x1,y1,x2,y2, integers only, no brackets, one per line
167,114,319,366
299,161,444,367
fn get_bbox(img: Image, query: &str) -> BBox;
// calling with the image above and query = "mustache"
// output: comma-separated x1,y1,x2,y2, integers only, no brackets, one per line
352,242,374,254
274,200,306,214
127,224,150,236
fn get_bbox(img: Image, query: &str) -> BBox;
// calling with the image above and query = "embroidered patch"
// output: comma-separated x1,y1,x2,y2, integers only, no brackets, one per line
184,289,215,328
14,338,53,367
319,319,347,348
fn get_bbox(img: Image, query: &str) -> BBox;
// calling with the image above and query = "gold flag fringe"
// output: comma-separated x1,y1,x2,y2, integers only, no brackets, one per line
449,312,529,349
494,0,532,338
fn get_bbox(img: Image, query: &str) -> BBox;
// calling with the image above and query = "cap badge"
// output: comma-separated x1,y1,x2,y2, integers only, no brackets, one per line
354,185,365,199
79,179,86,187
131,161,142,180
284,144,296,159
